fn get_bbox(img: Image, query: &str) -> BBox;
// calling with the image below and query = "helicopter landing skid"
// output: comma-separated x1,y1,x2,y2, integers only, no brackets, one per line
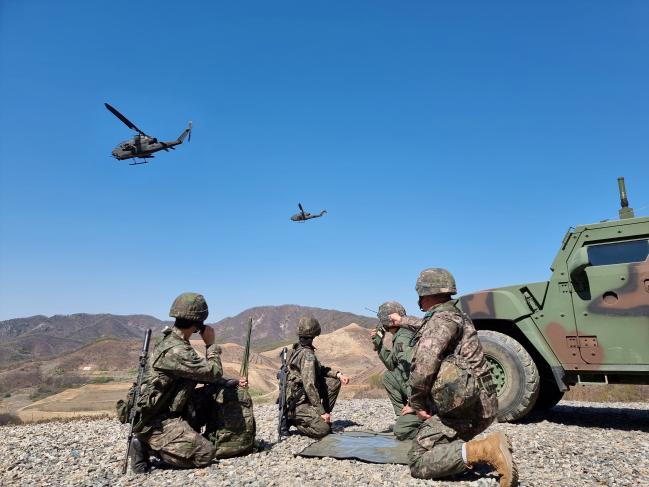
129,159,149,166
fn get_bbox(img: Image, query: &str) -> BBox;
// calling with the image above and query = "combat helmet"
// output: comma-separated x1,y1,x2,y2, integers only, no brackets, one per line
169,292,209,322
297,316,321,337
415,268,457,296
377,301,406,327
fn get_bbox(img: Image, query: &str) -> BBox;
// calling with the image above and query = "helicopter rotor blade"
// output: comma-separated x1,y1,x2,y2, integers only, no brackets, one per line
104,103,149,137
188,121,192,142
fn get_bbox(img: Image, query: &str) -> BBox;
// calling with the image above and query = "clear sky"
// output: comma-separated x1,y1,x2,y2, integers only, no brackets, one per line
1,1,648,321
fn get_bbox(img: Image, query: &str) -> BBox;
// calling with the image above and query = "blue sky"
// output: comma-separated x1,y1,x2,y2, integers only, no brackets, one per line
1,1,648,321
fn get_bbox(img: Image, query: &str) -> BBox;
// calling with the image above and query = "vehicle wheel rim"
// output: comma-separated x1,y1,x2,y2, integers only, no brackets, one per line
486,355,507,395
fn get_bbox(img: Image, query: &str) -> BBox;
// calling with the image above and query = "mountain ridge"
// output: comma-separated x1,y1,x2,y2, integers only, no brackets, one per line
0,306,377,368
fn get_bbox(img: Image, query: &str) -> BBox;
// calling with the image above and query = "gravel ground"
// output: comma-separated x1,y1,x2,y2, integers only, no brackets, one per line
1,399,647,486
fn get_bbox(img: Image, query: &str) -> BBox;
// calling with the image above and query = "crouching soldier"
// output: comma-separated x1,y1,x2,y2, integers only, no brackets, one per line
371,301,421,440
285,316,350,438
390,269,517,487
121,292,247,473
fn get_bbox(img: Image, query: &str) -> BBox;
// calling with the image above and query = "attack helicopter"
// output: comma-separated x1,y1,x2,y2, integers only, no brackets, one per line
105,103,192,165
290,203,327,222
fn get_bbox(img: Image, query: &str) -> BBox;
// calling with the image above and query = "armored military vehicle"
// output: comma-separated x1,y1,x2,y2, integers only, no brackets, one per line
457,178,649,421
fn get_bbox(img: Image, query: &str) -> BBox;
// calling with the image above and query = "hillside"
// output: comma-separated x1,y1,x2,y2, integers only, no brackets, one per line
0,314,169,368
211,305,376,349
0,322,389,421
0,305,377,369
262,323,383,379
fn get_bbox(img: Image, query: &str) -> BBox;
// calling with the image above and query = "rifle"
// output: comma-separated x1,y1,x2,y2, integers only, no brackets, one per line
201,319,252,394
240,317,252,381
277,347,290,441
122,328,152,475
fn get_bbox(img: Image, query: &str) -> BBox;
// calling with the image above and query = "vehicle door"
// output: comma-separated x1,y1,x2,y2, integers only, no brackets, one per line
568,234,649,365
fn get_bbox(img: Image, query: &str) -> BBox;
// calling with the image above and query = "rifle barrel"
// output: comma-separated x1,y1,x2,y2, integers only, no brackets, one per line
122,328,152,474
240,317,253,380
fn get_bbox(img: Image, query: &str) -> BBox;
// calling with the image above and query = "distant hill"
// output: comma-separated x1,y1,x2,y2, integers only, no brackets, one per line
0,314,169,368
262,323,383,379
0,322,388,419
0,306,377,368
211,305,377,349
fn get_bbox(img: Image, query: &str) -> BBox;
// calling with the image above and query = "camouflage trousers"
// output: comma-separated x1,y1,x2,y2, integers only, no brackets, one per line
383,370,423,440
139,385,255,468
293,376,341,439
139,417,216,469
408,414,494,479
383,368,408,416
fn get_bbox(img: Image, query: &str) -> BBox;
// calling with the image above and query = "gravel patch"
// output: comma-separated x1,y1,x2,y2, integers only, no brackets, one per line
1,399,647,486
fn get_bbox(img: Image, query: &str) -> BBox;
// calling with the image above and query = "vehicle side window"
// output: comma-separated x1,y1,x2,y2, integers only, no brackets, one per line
587,239,649,266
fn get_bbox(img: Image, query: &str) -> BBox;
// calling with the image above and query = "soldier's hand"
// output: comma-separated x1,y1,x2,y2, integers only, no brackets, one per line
239,377,248,389
371,328,384,349
415,409,432,420
320,413,331,423
201,325,215,346
339,375,350,385
388,313,402,326
401,404,415,415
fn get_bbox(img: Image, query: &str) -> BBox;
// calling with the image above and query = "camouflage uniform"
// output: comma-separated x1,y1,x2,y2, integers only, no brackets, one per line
286,342,341,438
376,326,415,416
134,326,224,468
404,301,498,479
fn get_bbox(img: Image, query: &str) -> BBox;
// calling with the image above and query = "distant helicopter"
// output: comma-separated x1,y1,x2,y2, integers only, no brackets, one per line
105,103,192,165
290,203,327,222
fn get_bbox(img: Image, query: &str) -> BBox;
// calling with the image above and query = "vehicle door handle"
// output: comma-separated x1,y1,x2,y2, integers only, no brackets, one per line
644,279,649,293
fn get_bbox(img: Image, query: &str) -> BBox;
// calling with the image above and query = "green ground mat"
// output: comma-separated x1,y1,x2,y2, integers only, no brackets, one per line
298,431,412,464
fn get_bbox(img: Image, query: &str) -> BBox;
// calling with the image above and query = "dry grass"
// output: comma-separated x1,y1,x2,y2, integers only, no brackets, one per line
367,372,385,389
565,384,649,403
15,382,129,422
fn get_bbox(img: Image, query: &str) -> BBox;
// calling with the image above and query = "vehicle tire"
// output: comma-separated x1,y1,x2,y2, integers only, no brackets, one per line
533,378,565,411
478,330,540,422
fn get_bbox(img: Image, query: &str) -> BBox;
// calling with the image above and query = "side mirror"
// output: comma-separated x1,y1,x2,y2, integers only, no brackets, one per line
567,247,591,277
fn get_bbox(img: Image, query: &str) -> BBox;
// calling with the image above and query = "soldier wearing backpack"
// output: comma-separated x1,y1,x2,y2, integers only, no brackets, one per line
124,292,248,473
284,316,351,438
389,268,518,487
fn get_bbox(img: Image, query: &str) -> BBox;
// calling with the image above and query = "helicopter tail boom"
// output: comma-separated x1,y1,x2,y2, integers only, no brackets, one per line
176,121,192,144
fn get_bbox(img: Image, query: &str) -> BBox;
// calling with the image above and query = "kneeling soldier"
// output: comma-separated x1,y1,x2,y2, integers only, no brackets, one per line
391,268,517,487
371,301,421,440
286,316,350,438
127,292,246,472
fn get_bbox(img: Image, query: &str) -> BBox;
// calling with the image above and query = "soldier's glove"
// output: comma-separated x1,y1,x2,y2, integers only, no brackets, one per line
372,332,383,351
223,379,239,389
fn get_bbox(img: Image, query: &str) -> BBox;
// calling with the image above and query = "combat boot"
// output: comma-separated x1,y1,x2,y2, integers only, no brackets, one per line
465,431,517,487
129,436,150,474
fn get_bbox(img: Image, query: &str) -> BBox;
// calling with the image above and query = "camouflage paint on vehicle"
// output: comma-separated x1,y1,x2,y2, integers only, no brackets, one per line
457,214,649,393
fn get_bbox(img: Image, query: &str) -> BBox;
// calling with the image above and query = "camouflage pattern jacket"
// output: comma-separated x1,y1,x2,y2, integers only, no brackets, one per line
403,301,496,418
135,327,223,432
286,343,339,415
376,327,416,384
